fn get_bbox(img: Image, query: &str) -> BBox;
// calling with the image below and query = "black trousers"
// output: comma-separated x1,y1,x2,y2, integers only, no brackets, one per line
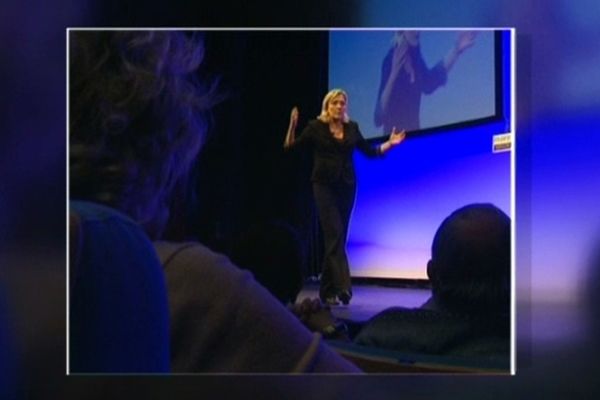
312,181,356,300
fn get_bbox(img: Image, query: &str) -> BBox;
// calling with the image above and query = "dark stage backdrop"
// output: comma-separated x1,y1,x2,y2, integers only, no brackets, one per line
164,30,329,277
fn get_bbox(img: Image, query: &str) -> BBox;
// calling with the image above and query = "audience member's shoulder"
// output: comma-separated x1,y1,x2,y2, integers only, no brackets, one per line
367,306,504,328
155,241,232,269
355,307,430,338
70,200,160,275
365,307,452,329
354,307,445,350
70,200,139,227
355,306,510,358
154,241,251,282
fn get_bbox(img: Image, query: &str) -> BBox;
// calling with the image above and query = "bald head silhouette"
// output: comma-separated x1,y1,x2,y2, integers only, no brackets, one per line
427,204,511,314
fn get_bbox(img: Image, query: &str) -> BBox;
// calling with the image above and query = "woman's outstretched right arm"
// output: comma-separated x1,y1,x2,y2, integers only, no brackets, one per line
283,106,299,149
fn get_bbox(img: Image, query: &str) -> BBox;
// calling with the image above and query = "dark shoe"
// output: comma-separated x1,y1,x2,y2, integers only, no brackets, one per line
322,297,340,306
338,291,351,305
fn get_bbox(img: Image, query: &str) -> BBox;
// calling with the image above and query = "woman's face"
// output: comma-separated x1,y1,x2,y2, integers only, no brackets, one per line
403,31,420,47
327,94,347,121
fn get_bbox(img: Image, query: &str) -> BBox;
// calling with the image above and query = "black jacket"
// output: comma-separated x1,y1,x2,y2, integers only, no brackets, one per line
291,119,382,184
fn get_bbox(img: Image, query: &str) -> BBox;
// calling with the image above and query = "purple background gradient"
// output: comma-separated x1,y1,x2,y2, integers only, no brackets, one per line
3,0,600,398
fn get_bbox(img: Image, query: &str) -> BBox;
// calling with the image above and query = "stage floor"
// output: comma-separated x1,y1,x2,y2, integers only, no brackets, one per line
297,282,431,323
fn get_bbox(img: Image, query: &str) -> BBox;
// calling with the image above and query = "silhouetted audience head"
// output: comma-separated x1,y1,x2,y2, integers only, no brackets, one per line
64,27,367,378
68,30,219,373
230,221,305,305
69,31,218,238
427,203,510,315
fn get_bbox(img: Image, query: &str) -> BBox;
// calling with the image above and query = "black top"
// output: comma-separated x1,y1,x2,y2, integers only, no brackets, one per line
291,119,383,184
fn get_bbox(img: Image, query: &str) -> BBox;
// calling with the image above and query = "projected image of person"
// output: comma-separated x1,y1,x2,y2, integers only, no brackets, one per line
374,30,477,133
284,89,406,306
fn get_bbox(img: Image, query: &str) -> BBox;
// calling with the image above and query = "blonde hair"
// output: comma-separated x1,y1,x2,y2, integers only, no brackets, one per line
392,30,405,46
317,89,349,123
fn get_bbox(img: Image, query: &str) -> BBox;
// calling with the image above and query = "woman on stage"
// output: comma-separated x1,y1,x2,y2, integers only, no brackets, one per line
284,89,406,306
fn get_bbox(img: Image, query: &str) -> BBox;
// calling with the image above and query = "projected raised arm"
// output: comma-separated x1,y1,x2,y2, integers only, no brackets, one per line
443,31,477,72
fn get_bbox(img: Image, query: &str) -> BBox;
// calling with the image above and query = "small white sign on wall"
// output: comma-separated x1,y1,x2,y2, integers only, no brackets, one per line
493,133,512,153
